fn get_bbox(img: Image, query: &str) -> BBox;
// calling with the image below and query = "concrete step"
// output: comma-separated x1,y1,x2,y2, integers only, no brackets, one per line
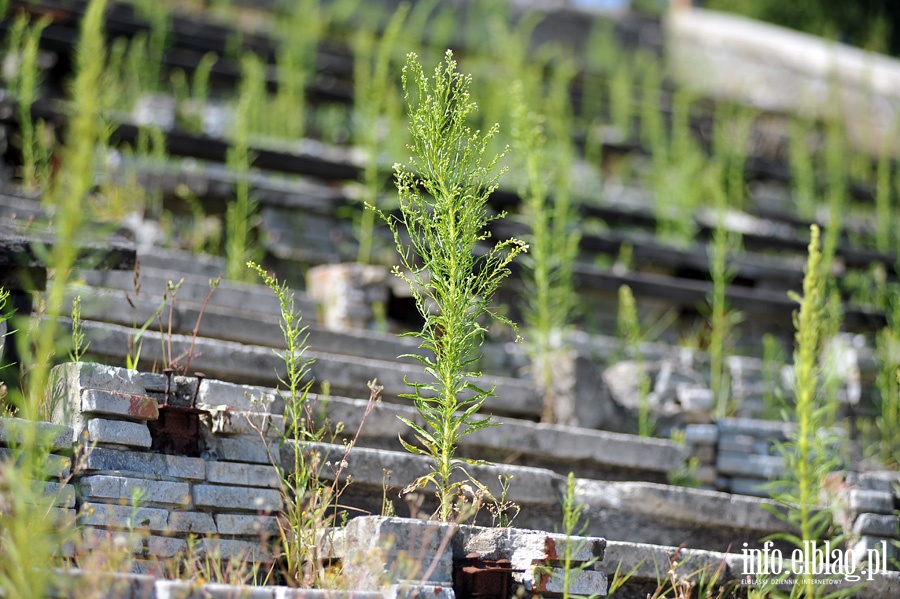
75,318,543,419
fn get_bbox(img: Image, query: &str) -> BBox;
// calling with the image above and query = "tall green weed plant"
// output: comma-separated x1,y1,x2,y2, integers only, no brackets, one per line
511,75,580,424
224,56,261,282
9,14,52,192
0,1,109,596
351,3,409,264
374,51,527,521
767,226,846,599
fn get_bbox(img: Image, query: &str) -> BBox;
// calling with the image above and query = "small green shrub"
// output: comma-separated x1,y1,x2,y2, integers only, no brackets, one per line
374,51,527,521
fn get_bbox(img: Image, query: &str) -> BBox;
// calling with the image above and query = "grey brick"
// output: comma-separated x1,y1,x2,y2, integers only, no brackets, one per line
41,482,76,508
850,489,895,516
201,537,273,562
81,447,206,481
81,389,159,421
206,461,280,489
729,477,772,498
81,526,144,553
80,501,169,531
852,513,899,537
694,465,717,486
49,507,77,528
203,434,275,465
691,445,716,463
80,475,191,508
167,511,217,535
207,410,284,439
716,452,784,479
387,585,454,599
0,448,71,479
215,514,280,536
851,536,899,567
718,434,756,454
197,379,282,414
85,419,152,449
147,535,188,559
718,417,790,441
344,516,456,589
858,471,900,494
520,566,608,596
52,362,146,396
192,484,282,512
684,424,719,445
50,364,145,437
0,417,72,452
197,583,275,599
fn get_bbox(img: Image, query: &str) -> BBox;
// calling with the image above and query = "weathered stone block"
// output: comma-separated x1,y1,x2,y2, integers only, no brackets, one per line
306,263,390,331
343,516,456,589
80,475,191,508
521,566,608,596
215,514,280,536
85,418,152,449
0,448,71,479
52,362,146,396
49,506,77,528
851,536,899,568
694,465,718,486
195,582,276,599
81,526,144,553
0,417,73,452
147,535,189,559
206,461,280,489
857,471,899,494
716,452,784,479
717,418,790,441
42,482,76,508
201,537,273,562
81,389,159,421
192,484,282,512
51,364,145,438
157,579,269,599
204,410,284,439
691,445,716,463
729,477,771,498
718,435,756,454
202,434,275,465
852,513,899,538
684,424,718,445
196,378,282,415
81,447,205,481
385,584,455,599
167,511,217,535
850,489,895,517
459,527,606,567
80,501,169,531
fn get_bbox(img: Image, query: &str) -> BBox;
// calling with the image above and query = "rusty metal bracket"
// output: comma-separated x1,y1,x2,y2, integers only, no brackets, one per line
454,553,523,599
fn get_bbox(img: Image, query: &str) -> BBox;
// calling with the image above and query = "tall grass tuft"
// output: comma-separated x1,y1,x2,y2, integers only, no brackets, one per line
374,51,527,521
